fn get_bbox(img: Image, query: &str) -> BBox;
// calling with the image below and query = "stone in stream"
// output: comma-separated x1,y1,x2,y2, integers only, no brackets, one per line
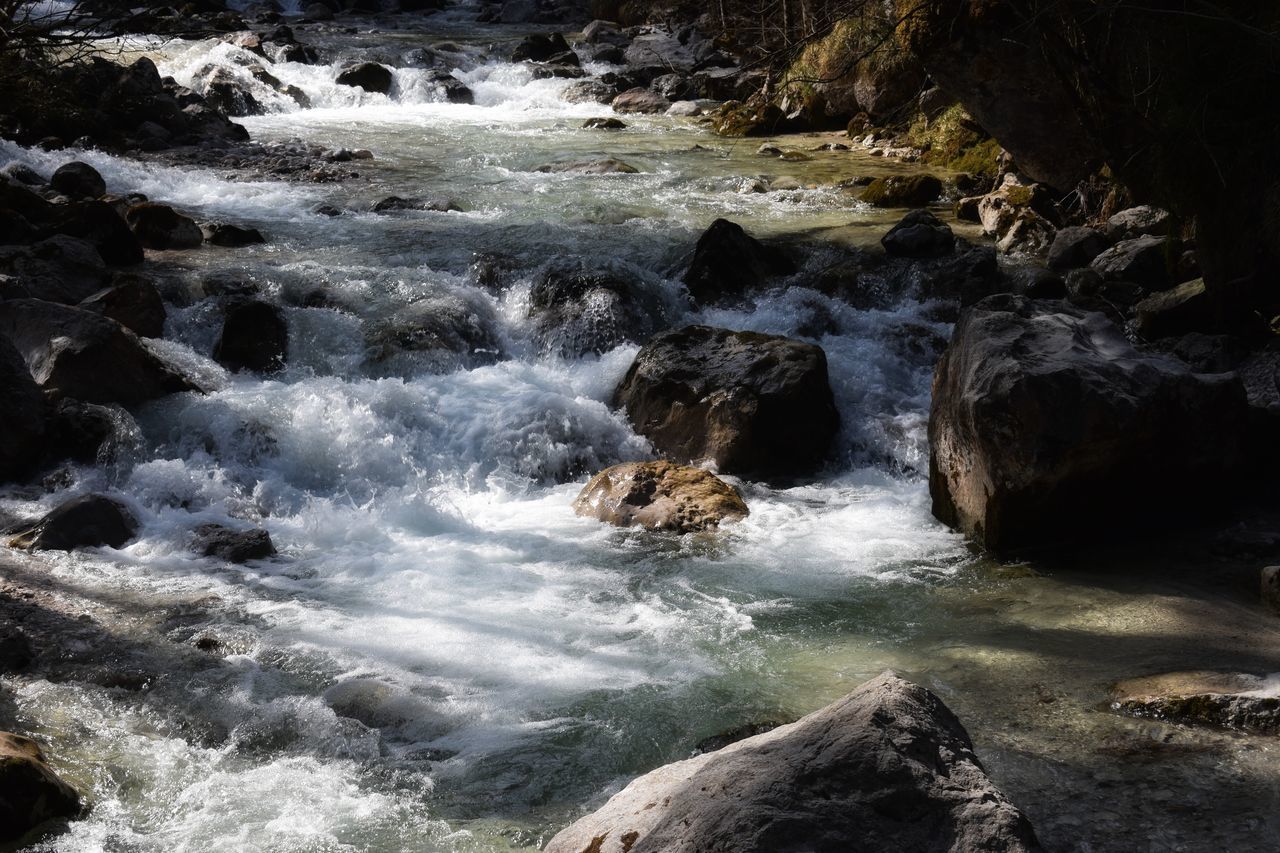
614,326,838,479
0,298,196,404
371,195,463,212
860,174,943,207
582,117,627,130
611,87,671,115
544,672,1041,853
928,295,1250,553
881,209,955,259
572,461,748,533
681,218,796,304
9,493,138,552
77,274,167,338
49,161,105,199
1111,672,1280,735
0,335,46,485
528,266,662,357
193,523,276,563
0,235,110,305
213,299,288,374
125,203,204,250
335,62,393,94
534,159,638,175
0,732,81,843
202,222,265,247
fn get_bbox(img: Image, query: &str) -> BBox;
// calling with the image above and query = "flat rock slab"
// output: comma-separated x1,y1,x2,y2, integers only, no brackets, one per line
1111,671,1280,735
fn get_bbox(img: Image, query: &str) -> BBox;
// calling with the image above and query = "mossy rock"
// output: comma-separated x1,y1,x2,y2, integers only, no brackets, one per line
861,174,943,207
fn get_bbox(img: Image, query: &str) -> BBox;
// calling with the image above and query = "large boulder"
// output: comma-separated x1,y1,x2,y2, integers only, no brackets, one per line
336,62,393,94
572,461,748,533
881,209,954,258
125,203,204,250
615,326,838,479
1089,235,1173,290
528,267,661,357
0,299,195,404
544,672,1040,853
681,219,796,304
0,336,46,484
213,299,287,374
929,295,1250,553
0,235,109,304
49,161,105,199
77,274,166,338
0,732,81,843
9,493,138,551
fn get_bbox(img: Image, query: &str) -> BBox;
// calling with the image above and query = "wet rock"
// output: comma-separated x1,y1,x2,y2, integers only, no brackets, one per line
9,493,138,551
582,117,627,130
1090,235,1173,291
213,299,287,374
1111,672,1280,735
49,161,105,199
534,158,638,175
77,274,166,338
198,67,263,117
512,32,572,62
336,62,393,94
1008,266,1066,299
0,235,109,304
544,672,1040,853
1046,226,1110,271
612,88,671,114
371,195,461,212
681,218,796,305
51,201,145,266
1,162,45,186
528,266,661,356
615,326,838,479
0,626,34,672
0,732,81,843
0,336,46,485
365,292,502,374
929,295,1249,553
692,721,785,755
573,461,748,533
860,174,942,208
1105,205,1173,241
881,209,954,259
46,399,121,464
202,222,266,246
1133,278,1207,340
193,523,276,563
0,299,195,404
125,203,204,250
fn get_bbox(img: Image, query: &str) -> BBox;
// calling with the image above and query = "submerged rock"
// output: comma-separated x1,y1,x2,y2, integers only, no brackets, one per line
125,203,204,250
193,523,276,563
0,299,195,404
929,295,1249,553
615,326,838,479
1111,672,1280,735
681,218,796,304
544,672,1040,853
0,732,81,843
9,493,138,552
214,299,287,375
365,292,502,374
528,266,661,356
572,461,748,533
534,158,638,175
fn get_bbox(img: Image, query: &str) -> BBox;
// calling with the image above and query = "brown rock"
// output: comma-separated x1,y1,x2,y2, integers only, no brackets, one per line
0,732,80,842
573,461,748,533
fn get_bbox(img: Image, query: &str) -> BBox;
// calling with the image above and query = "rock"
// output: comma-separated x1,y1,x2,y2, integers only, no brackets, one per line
125,203,204,250
51,201,145,266
77,274,166,338
1133,278,1207,340
198,67,262,117
1010,266,1066,299
1262,566,1280,615
881,209,954,258
581,19,620,44
202,222,265,246
1046,226,1110,271
1090,235,1173,290
544,672,1040,853
213,299,287,374
1168,332,1247,374
500,0,537,23
371,195,461,213
511,32,572,62
681,218,796,304
615,326,838,479
49,161,105,199
336,62,393,94
572,461,748,533
193,523,276,562
528,267,661,356
860,174,943,208
534,158,638,175
1105,205,1173,241
0,336,46,485
0,235,109,304
929,295,1250,553
364,292,501,375
975,176,1062,255
0,626,34,672
1111,672,1280,735
612,88,670,114
582,117,627,130
0,299,195,404
46,399,121,464
0,732,81,842
9,493,138,551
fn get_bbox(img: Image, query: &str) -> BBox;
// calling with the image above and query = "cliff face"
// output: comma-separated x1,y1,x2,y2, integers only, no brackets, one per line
896,0,1280,329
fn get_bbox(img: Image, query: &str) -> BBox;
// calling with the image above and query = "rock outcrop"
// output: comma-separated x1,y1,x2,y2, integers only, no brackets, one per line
544,672,1040,853
0,732,81,843
615,326,838,479
928,295,1249,552
573,461,748,533
9,493,138,551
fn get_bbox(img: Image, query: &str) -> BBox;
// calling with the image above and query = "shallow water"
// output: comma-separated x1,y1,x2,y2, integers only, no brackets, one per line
3,9,1280,853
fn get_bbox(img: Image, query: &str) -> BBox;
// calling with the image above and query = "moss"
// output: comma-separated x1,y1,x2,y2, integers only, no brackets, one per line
861,174,943,208
947,138,1002,177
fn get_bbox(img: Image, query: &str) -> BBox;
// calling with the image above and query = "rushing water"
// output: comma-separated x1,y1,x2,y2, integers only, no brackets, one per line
3,10,1280,853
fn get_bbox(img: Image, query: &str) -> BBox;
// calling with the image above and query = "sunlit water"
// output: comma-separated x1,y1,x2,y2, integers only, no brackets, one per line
3,11,1280,853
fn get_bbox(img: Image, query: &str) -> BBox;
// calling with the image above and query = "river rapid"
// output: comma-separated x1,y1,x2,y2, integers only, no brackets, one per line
2,6,1280,853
